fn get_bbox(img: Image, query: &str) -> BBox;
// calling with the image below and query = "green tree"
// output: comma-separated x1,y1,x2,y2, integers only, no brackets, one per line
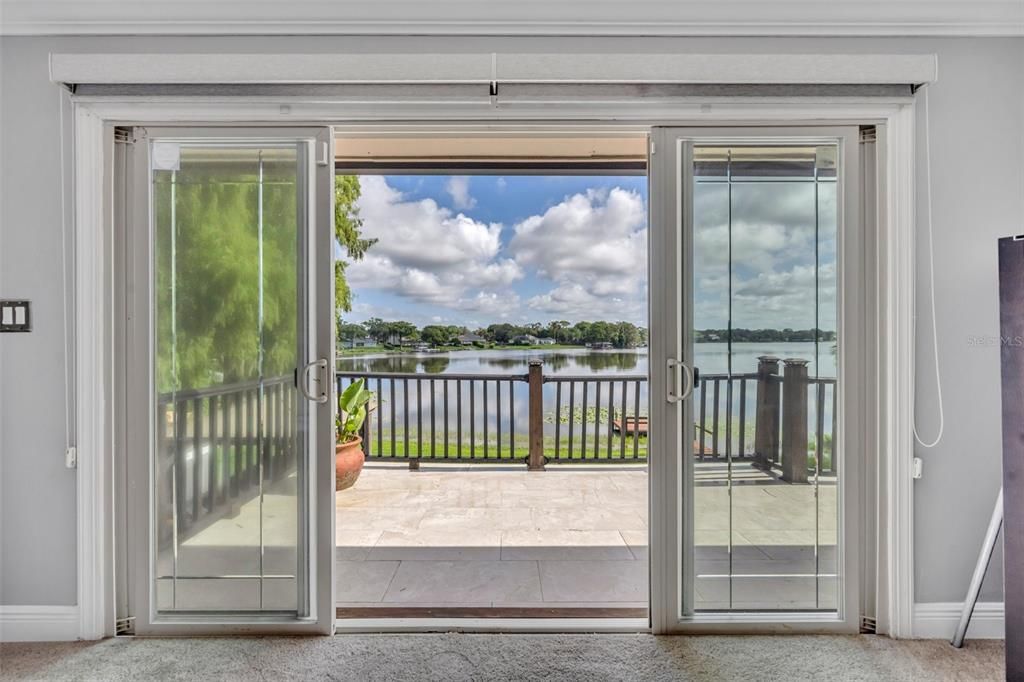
156,165,372,393
486,323,519,344
337,321,368,345
155,152,299,391
334,175,375,314
420,325,453,347
387,321,419,343
545,320,570,342
363,317,390,344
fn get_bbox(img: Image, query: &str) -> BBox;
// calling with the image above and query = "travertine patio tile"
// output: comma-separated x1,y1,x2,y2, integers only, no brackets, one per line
335,529,382,560
500,489,597,509
333,466,839,609
418,506,537,532
500,530,634,560
383,560,543,603
335,507,427,531
539,560,648,602
618,530,648,561
400,488,503,508
530,507,646,531
336,560,399,602
369,529,501,561
334,488,412,508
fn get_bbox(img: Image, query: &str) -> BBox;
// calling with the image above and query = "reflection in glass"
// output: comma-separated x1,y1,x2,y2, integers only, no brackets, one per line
154,144,302,612
690,144,839,612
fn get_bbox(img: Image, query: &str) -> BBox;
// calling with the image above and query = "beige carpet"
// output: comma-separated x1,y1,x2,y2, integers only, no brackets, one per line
0,635,1004,681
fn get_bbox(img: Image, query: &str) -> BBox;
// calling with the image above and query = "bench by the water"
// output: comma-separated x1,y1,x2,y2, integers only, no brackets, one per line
612,416,647,436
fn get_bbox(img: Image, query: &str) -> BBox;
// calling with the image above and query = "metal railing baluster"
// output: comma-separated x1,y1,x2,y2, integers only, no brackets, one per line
738,379,747,459
568,381,575,460
509,379,515,459
633,379,640,459
443,379,450,458
580,381,588,460
554,381,562,461
390,378,396,458
606,380,614,460
620,379,627,460
456,380,462,458
403,379,409,458
430,378,436,459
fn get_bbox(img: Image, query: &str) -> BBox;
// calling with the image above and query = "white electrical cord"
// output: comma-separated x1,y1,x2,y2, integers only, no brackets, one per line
914,84,945,449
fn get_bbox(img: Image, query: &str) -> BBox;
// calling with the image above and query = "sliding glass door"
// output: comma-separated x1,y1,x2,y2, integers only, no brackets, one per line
123,128,335,634
649,127,862,632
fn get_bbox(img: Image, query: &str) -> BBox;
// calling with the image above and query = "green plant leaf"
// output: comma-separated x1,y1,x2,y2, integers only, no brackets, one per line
337,378,372,442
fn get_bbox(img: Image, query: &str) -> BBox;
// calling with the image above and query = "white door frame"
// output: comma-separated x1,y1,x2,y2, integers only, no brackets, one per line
649,126,864,634
73,96,917,638
115,126,336,635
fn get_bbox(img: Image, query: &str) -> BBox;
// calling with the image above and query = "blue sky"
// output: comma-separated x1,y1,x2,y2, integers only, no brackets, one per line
342,174,649,330
339,172,836,332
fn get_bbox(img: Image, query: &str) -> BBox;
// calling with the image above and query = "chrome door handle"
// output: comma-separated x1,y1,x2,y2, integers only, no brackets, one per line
667,359,694,403
299,358,330,404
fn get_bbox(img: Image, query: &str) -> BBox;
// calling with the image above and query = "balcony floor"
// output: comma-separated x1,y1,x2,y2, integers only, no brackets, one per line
335,461,837,615
336,464,648,614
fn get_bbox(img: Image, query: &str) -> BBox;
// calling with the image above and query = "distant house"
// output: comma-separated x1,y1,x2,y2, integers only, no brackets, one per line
346,336,375,348
536,337,557,345
586,341,613,350
457,333,486,345
512,334,540,345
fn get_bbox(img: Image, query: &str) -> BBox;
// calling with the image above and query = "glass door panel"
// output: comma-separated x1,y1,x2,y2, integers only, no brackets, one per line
690,143,840,612
126,128,334,633
153,144,303,612
648,127,859,631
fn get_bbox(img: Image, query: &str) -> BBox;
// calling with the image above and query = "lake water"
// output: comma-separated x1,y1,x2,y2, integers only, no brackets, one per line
337,342,837,457
337,342,837,378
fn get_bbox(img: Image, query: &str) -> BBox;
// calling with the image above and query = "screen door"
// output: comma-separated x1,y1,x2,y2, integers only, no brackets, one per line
648,127,863,633
120,127,335,634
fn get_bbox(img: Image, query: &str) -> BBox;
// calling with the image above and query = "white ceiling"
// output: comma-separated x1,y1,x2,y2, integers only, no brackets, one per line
2,0,1022,37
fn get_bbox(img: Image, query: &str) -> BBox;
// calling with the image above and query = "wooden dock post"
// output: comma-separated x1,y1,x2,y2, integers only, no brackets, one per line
527,360,546,471
781,358,809,484
753,356,781,469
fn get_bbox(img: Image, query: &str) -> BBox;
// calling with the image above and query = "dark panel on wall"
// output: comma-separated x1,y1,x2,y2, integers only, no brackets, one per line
999,236,1024,679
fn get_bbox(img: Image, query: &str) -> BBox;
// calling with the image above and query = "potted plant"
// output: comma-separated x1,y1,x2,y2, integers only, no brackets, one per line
336,378,371,491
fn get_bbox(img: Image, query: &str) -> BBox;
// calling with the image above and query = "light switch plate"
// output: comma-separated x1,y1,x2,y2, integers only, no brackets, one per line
0,300,31,332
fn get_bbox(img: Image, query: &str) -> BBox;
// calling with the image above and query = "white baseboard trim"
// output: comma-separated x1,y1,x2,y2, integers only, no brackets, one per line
0,606,80,642
912,601,1005,640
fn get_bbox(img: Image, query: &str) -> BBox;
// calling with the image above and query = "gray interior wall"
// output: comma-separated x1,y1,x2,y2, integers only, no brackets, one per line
1,35,1021,607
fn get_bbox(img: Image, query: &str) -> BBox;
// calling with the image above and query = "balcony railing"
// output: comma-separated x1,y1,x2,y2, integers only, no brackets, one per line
153,355,835,538
156,375,296,538
337,355,836,476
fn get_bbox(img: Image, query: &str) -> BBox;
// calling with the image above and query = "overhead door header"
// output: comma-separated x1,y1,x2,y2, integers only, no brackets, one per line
50,52,938,88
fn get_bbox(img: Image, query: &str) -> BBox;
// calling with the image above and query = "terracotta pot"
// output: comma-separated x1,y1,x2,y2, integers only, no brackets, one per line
335,436,365,491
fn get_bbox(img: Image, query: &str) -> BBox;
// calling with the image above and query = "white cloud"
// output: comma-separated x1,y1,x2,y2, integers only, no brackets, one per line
343,176,522,307
694,262,837,330
510,187,647,320
445,175,476,210
525,283,643,323
689,180,838,330
459,291,521,316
